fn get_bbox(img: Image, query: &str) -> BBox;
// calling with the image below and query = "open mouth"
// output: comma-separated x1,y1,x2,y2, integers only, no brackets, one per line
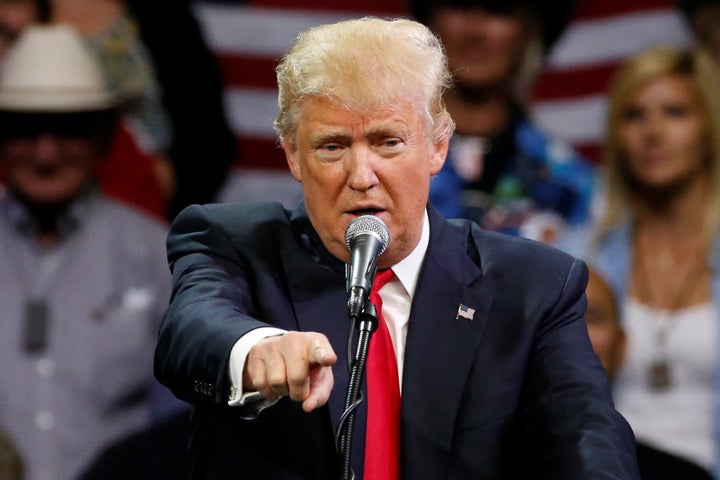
350,208,382,216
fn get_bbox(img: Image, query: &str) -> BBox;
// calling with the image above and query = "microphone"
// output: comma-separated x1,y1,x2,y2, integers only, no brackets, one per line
344,215,391,318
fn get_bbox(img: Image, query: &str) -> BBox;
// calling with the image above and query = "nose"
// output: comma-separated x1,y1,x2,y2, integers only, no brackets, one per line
34,134,62,163
638,113,665,144
346,146,379,192
645,108,671,133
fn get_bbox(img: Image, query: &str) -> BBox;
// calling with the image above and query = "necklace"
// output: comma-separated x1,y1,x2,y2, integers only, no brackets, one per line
646,312,674,391
634,234,709,392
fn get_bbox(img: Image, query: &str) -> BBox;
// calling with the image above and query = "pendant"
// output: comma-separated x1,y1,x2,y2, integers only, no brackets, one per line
647,359,672,391
23,298,49,353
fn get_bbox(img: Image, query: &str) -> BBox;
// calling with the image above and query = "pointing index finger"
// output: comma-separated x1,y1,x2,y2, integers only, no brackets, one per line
309,338,337,366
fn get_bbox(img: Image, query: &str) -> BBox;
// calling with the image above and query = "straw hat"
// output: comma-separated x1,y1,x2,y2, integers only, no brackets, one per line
0,24,119,112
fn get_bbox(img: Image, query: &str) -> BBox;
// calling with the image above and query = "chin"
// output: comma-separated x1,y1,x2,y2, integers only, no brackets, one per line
16,187,77,210
634,176,697,197
27,190,74,205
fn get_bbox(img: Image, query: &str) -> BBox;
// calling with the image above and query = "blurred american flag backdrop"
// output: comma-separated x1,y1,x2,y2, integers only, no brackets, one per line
192,0,691,203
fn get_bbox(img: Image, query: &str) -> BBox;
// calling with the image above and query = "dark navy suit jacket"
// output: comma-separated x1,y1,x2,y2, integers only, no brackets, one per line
154,202,639,479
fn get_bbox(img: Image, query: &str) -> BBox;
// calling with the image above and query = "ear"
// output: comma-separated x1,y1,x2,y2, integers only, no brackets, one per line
282,138,302,182
429,135,449,175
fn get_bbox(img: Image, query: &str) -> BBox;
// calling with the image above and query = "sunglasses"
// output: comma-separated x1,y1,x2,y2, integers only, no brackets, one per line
0,111,118,140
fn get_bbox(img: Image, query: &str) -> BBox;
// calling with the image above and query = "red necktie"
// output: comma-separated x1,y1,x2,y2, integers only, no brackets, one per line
364,269,400,480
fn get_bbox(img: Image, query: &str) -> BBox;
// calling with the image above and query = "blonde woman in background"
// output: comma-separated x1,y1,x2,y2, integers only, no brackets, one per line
577,46,720,478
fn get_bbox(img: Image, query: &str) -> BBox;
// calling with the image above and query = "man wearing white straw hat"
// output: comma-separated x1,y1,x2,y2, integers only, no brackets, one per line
0,24,175,480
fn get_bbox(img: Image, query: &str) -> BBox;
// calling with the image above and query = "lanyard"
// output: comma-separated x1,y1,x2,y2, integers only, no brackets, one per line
0,224,84,353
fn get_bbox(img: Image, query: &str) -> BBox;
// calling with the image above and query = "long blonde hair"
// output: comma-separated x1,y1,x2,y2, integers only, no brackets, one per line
596,46,720,245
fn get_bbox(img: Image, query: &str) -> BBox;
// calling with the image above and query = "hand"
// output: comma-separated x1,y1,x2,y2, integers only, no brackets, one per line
243,331,337,413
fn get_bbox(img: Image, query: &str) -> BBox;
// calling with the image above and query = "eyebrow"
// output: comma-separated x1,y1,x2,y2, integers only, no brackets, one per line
308,120,410,144
309,130,351,146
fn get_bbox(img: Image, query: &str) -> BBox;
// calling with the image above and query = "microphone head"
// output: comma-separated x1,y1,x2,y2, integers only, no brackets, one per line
344,215,390,254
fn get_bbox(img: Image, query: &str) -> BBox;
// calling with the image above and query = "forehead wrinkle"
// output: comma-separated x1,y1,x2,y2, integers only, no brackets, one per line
310,118,411,140
366,118,409,132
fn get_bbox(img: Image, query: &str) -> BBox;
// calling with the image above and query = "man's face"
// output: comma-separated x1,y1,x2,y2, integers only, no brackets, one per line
431,6,535,90
0,115,103,207
283,96,448,267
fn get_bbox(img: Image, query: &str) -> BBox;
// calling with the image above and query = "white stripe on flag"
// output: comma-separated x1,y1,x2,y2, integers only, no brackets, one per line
194,4,364,56
547,9,692,70
532,95,608,145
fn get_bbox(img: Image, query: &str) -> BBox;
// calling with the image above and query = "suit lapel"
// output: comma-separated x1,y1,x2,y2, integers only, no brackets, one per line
402,209,491,453
281,205,355,431
279,205,492,458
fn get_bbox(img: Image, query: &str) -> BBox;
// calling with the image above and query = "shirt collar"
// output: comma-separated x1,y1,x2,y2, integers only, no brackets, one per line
389,209,429,299
0,186,96,240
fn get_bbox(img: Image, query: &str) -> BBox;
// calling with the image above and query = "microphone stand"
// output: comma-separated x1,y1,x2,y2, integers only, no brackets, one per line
336,303,379,480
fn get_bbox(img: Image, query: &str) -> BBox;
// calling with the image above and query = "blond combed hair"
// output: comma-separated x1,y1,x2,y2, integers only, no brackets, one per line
274,17,455,147
596,46,720,246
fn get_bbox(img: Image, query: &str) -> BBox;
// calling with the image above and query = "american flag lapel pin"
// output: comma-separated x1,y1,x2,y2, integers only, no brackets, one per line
456,303,475,321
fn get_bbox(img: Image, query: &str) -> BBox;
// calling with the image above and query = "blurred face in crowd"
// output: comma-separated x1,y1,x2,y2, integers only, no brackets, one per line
0,113,107,207
585,269,626,379
283,96,448,268
429,6,536,90
618,75,709,193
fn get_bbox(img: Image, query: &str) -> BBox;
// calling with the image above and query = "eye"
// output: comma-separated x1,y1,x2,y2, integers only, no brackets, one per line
314,142,346,161
375,137,404,156
622,106,644,122
664,104,689,118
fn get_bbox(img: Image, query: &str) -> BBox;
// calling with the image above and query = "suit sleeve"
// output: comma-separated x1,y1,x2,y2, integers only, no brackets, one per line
522,258,640,479
154,204,270,405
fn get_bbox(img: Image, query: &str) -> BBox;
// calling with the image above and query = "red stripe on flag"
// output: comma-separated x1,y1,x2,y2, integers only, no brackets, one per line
216,54,279,89
237,136,288,169
573,0,678,21
532,62,621,101
575,142,603,165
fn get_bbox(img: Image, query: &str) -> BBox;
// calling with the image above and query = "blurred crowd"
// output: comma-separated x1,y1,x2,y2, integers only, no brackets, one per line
0,0,718,479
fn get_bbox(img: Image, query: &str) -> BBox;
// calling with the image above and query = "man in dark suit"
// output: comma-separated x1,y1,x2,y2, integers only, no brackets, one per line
154,17,639,480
